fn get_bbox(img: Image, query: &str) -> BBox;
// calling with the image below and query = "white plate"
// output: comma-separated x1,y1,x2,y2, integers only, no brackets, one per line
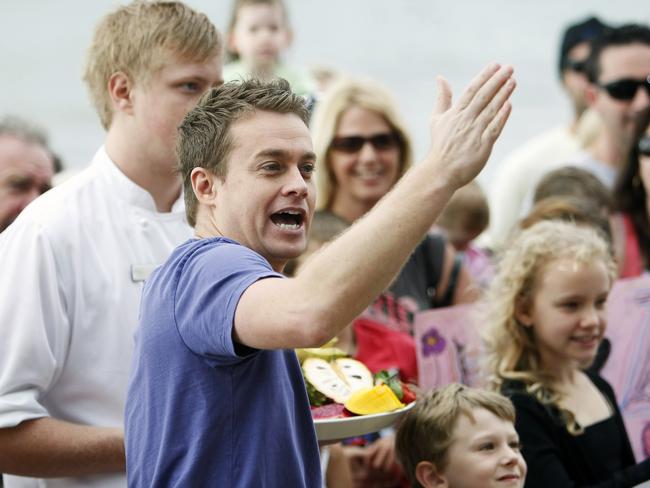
313,402,416,442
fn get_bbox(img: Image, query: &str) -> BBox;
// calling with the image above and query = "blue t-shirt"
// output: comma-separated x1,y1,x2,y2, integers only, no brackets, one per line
125,237,321,487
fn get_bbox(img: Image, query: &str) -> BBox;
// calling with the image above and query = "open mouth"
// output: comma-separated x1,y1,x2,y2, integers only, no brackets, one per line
270,210,304,231
570,334,598,344
497,474,521,482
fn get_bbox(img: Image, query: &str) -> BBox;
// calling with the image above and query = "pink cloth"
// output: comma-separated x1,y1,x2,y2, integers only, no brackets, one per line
620,213,644,278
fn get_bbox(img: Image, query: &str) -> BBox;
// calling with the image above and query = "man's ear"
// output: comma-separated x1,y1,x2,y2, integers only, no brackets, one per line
585,83,599,107
415,461,447,488
514,296,533,327
107,71,134,115
191,167,218,204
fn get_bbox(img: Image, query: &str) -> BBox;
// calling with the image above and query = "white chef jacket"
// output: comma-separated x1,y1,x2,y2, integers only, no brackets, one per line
0,147,192,487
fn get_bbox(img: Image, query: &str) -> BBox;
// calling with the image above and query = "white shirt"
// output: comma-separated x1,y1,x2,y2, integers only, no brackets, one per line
485,126,580,250
484,110,601,250
0,147,192,487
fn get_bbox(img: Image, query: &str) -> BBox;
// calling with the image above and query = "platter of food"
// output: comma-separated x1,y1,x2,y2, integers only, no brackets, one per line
297,345,417,442
313,402,415,442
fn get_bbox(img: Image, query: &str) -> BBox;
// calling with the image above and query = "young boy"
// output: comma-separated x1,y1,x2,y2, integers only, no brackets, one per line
0,2,222,487
396,384,526,488
224,0,315,97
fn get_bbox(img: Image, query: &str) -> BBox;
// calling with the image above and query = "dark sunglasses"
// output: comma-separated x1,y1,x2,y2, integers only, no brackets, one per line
563,58,587,73
330,132,399,153
639,136,650,157
598,76,650,101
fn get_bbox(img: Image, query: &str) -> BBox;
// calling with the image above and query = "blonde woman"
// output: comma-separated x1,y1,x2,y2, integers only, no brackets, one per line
312,78,477,333
484,220,650,487
310,77,480,487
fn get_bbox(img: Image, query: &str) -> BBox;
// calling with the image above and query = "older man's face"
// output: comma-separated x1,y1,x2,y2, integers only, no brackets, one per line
0,135,54,232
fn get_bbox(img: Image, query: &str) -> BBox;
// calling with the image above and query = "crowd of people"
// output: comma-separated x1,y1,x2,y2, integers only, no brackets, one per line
0,1,649,487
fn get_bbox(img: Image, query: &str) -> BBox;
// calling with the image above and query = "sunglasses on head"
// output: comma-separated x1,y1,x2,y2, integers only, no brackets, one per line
598,76,650,101
639,136,650,157
330,132,399,153
563,58,587,73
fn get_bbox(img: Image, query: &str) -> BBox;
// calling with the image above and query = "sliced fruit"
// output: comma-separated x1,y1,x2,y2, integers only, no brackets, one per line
302,358,352,404
333,358,374,392
306,379,331,407
344,384,405,415
295,346,347,364
310,403,347,419
374,370,404,400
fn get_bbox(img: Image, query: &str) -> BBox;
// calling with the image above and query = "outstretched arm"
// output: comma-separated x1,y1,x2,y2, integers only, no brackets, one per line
235,64,515,349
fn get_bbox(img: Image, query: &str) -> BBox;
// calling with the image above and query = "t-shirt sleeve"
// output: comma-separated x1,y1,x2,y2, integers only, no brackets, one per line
0,221,68,428
173,242,282,365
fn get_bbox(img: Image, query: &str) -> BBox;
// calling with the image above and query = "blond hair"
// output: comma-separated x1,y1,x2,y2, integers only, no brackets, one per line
395,384,516,488
83,1,221,130
483,220,616,433
177,78,309,227
311,77,413,211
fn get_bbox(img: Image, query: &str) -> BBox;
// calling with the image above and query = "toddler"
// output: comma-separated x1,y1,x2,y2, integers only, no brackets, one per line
224,0,315,97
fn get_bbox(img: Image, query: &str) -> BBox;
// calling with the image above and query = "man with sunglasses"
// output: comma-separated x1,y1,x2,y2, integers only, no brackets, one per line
580,24,650,187
486,17,606,250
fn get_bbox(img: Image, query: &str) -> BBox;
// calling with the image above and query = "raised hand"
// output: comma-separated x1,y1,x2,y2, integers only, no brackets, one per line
426,63,516,190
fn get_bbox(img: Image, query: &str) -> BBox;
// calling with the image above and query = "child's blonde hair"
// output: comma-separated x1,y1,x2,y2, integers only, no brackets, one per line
396,384,516,488
483,220,616,433
83,1,221,130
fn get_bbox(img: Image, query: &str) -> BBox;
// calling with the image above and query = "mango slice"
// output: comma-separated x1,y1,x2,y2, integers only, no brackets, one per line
344,384,405,415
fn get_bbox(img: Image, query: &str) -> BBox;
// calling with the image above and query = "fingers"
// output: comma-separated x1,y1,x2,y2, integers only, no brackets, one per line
475,76,516,134
434,76,452,114
456,63,501,110
482,100,512,145
466,65,514,119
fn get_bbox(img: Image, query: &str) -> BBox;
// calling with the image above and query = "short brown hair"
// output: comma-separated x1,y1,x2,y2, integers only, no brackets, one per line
395,384,516,488
437,180,490,235
533,166,611,211
83,1,221,130
177,78,309,227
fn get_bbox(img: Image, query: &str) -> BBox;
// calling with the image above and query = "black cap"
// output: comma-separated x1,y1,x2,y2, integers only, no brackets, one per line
559,17,608,76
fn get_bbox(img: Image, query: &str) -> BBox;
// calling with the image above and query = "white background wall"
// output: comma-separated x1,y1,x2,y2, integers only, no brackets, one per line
1,0,649,185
